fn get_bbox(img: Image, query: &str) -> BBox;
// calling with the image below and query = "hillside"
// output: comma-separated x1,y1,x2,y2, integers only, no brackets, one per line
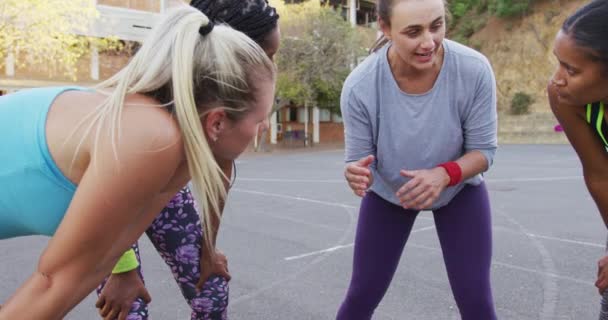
470,0,586,113
465,0,588,143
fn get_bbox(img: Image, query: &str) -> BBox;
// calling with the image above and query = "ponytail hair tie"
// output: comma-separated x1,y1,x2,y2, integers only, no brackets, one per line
199,21,214,36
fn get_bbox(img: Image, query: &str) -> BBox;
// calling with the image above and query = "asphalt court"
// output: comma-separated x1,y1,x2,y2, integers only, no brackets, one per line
0,144,605,319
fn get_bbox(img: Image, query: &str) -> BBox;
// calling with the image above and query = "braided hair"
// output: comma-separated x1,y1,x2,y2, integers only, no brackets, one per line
190,0,279,46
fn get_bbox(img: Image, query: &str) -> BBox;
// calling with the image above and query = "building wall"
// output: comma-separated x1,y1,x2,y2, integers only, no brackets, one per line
0,1,159,90
275,122,344,145
319,123,344,144
98,0,160,12
275,106,345,145
5,50,129,81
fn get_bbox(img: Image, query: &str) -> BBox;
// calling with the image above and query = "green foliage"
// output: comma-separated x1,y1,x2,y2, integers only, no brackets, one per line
276,72,308,107
313,71,348,115
451,2,470,19
0,0,123,79
511,92,533,115
447,0,536,43
272,0,362,113
491,0,532,17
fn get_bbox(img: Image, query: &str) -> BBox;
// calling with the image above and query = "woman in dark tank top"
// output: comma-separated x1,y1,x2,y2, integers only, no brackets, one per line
547,0,608,318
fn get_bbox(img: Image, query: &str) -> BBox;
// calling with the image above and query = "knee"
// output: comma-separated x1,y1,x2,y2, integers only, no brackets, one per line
190,275,229,315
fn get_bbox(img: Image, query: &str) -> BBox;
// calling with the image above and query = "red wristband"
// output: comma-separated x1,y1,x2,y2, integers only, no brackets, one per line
438,162,462,187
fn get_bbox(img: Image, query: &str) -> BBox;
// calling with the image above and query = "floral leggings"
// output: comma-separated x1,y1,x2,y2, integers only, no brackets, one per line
96,187,229,320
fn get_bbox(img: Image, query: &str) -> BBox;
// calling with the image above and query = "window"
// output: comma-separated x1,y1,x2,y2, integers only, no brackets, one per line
289,107,298,122
298,108,307,123
319,109,331,122
333,113,343,123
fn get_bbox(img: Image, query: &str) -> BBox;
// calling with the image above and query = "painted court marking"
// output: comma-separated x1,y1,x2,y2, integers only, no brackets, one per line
231,181,596,311
238,175,583,184
284,225,437,261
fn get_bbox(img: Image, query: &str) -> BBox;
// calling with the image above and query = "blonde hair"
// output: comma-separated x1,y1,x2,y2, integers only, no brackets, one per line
80,6,275,257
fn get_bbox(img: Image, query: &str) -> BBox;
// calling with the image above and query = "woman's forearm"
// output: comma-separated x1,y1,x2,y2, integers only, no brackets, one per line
0,266,106,319
455,150,489,180
586,177,608,229
1,272,65,319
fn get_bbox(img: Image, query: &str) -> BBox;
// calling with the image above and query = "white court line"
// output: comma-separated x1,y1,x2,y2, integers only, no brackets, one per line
232,188,433,222
235,188,603,252
238,175,583,184
493,225,604,249
407,243,593,286
232,188,356,209
252,210,346,232
231,186,595,308
284,243,354,261
526,233,603,248
496,207,558,320
486,176,582,183
231,201,357,305
493,262,593,286
238,177,343,183
284,225,437,261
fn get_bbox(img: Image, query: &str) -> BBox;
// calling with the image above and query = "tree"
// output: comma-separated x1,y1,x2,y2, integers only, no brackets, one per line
270,0,365,116
0,0,122,79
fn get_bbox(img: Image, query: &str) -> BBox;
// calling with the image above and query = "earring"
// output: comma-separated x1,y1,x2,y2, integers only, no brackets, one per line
212,136,218,142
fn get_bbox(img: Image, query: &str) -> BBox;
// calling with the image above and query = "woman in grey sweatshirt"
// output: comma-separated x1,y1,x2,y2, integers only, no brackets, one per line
337,0,498,319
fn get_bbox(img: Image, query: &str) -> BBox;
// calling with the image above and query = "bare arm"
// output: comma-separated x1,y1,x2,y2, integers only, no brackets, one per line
0,123,186,319
548,83,608,227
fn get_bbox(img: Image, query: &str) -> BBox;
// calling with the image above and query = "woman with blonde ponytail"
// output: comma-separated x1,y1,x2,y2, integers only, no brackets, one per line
0,5,275,319
92,1,280,319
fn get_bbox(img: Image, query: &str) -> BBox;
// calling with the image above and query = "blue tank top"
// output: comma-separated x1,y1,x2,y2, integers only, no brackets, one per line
0,86,87,239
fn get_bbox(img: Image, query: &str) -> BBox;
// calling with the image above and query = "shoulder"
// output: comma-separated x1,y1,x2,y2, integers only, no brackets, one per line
343,47,385,95
88,92,185,174
123,93,184,158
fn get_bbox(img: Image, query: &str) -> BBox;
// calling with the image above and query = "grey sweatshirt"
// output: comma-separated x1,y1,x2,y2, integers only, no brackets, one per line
341,39,498,209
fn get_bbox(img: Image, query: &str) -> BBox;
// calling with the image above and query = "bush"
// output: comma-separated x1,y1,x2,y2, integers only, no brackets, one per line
452,2,469,19
511,92,533,115
493,0,533,17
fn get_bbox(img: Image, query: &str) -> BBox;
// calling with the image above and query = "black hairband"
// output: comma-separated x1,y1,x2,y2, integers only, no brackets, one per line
199,21,214,36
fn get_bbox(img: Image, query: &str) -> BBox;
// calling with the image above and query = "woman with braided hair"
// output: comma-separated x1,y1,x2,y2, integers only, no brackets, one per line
93,1,280,319
547,1,608,318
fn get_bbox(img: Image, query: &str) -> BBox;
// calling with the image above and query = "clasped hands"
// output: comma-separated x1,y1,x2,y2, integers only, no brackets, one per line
344,155,450,210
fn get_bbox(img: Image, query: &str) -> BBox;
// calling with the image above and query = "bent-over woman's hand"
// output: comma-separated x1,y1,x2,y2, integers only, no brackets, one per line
396,167,450,210
196,249,231,291
344,155,374,197
95,269,151,320
597,255,608,295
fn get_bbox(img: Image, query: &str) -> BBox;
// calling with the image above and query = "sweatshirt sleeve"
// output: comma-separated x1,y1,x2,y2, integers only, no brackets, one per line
341,86,376,164
462,58,498,169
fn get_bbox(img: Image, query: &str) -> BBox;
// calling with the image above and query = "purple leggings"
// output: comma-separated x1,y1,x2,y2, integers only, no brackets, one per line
96,188,229,320
337,182,496,320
